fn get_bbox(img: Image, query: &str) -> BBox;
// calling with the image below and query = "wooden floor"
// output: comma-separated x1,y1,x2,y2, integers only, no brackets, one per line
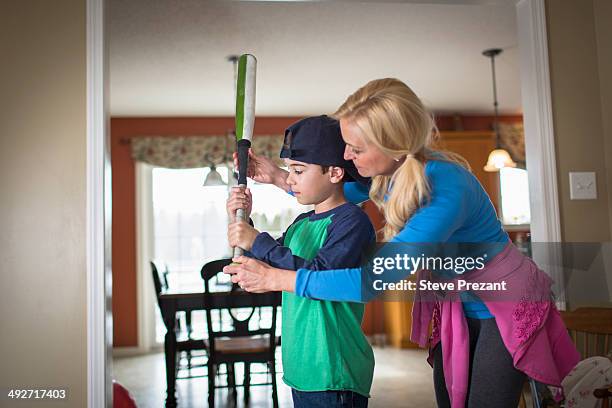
113,346,436,408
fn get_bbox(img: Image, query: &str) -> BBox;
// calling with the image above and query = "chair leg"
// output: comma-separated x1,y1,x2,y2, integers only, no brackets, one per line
244,363,251,404
176,313,183,332
227,363,237,402
528,378,542,408
186,311,193,337
269,360,278,408
208,363,216,408
518,391,527,408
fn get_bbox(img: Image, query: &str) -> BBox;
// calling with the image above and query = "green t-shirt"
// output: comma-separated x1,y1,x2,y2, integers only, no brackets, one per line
275,204,375,397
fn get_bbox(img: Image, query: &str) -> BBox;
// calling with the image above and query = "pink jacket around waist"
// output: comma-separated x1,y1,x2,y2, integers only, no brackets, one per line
410,243,580,408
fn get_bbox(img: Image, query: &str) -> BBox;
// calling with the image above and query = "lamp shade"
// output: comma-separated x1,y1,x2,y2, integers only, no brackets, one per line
203,166,227,186
484,148,517,172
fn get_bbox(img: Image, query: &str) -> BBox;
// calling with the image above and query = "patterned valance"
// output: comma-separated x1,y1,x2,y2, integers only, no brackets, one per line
129,126,525,170
130,135,285,169
498,122,526,167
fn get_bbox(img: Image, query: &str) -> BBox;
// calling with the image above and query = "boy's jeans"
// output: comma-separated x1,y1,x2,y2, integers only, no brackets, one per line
291,389,368,408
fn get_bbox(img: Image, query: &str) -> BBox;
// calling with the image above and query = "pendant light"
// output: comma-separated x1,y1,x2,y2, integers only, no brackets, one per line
203,55,240,186
483,48,517,172
203,165,226,186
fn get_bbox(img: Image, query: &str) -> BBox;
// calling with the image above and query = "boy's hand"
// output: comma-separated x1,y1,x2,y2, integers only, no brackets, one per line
228,220,259,251
227,187,252,221
224,256,297,293
233,149,291,192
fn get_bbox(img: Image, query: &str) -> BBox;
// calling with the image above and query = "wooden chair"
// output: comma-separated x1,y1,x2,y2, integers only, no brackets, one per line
560,307,612,359
152,261,193,335
518,307,612,408
201,259,281,408
562,307,612,407
518,379,549,408
594,386,612,408
151,261,207,379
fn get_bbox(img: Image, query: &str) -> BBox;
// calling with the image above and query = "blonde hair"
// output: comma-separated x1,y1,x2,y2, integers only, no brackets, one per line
334,78,470,240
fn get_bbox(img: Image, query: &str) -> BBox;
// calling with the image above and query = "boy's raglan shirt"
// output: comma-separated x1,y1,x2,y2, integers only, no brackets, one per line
250,202,374,272
248,202,376,397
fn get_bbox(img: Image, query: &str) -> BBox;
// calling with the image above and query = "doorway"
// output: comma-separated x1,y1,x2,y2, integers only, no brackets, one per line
87,0,561,406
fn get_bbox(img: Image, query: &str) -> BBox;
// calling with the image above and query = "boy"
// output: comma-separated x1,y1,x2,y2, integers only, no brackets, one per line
226,115,375,408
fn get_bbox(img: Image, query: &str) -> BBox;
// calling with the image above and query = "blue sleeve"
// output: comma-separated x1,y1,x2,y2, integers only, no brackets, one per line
296,266,364,302
295,162,472,302
243,216,288,260
302,210,375,271
248,213,303,268
344,182,370,204
251,210,375,273
249,232,302,269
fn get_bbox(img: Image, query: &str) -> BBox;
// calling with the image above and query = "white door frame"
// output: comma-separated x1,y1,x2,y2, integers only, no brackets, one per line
516,0,566,309
136,162,158,353
86,0,561,406
87,0,111,406
517,0,562,244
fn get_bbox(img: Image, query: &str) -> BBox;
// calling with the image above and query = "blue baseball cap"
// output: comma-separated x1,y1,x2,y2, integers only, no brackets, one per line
280,115,370,185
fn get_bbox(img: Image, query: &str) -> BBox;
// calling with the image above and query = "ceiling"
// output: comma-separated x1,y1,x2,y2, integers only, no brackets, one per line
109,0,521,117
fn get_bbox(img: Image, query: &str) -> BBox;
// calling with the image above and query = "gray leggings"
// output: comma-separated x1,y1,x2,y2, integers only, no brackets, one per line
432,318,526,408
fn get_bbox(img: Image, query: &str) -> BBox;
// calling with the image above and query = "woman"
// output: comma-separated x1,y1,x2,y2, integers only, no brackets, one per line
224,78,579,408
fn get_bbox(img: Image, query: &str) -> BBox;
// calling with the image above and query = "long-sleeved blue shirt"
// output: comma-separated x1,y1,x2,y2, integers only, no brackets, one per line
295,159,510,319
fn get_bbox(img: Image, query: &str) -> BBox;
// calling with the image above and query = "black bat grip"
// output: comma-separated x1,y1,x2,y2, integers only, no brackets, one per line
236,139,252,186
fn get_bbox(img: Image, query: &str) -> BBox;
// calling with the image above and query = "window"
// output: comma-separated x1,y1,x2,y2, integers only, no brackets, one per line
151,165,310,343
152,167,231,289
499,167,531,226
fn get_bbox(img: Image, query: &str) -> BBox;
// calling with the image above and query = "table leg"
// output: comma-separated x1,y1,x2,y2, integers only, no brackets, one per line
162,302,178,407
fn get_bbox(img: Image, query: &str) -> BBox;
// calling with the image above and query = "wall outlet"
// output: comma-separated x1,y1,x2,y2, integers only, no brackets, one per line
569,172,597,200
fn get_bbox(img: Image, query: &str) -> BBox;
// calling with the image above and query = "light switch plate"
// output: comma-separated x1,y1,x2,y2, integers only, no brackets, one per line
569,172,597,200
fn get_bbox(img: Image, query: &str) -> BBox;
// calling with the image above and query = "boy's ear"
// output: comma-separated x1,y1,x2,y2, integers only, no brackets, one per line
328,166,345,184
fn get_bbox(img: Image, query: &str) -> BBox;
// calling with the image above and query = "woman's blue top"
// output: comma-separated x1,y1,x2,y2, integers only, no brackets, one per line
294,159,510,319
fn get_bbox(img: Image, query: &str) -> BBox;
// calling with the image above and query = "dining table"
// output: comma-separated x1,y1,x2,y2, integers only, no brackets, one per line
158,285,208,407
158,280,279,407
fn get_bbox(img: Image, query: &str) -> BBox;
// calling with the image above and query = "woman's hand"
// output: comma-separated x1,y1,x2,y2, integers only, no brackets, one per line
226,187,253,221
228,221,259,251
223,256,296,293
233,149,290,192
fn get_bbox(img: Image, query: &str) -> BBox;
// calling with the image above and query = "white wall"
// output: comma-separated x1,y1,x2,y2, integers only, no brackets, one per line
0,1,88,406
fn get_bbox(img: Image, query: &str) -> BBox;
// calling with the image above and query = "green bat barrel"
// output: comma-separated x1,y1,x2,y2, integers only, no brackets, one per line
234,54,257,258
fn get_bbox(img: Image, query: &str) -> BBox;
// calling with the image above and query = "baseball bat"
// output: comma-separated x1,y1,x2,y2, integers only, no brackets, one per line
233,54,257,257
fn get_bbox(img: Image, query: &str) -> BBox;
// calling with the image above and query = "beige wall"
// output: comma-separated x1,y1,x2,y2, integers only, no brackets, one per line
593,0,612,243
593,0,612,301
546,0,612,243
546,0,612,304
0,1,87,406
